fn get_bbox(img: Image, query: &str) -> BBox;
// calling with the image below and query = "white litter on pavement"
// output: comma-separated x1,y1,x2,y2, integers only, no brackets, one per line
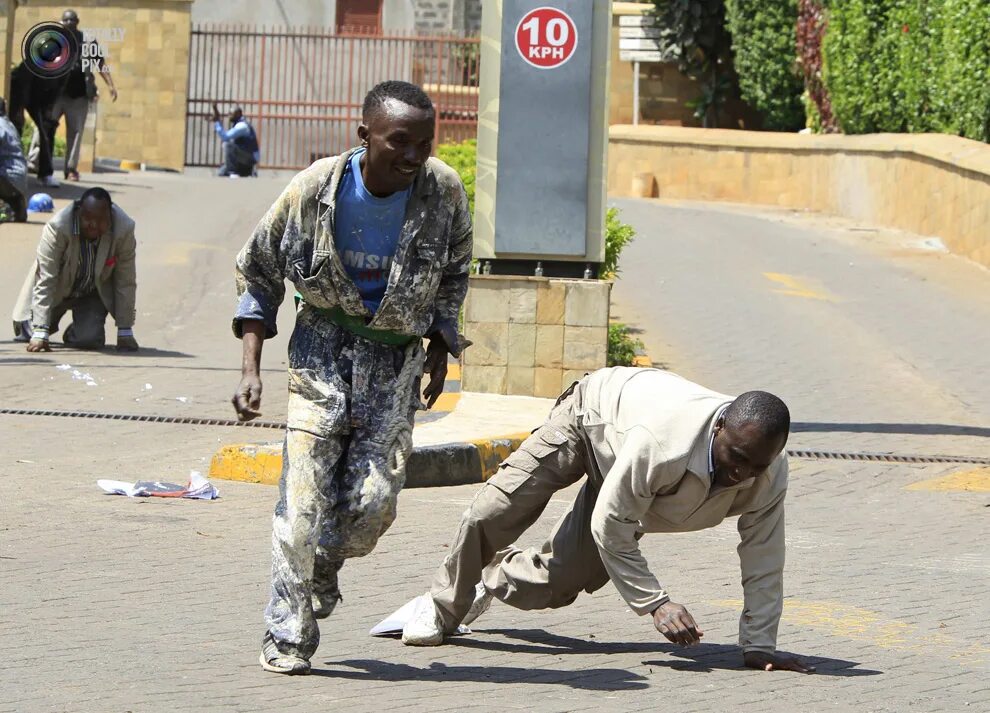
97,470,220,500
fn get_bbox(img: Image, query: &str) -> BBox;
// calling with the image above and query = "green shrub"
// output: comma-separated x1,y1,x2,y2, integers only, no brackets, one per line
603,207,635,280
724,0,805,130
607,324,644,367
926,0,990,141
19,117,67,158
437,138,476,215
823,0,990,141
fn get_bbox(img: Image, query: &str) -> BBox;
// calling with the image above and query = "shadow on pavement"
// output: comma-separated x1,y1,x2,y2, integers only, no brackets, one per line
460,630,881,678
450,628,665,656
643,643,883,677
0,342,194,358
792,421,990,438
313,658,649,690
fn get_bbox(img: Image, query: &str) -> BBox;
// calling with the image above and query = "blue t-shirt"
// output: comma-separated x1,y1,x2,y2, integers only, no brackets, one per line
333,149,411,314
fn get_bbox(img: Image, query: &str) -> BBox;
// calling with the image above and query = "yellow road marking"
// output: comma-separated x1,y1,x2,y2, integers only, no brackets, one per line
712,599,988,665
447,363,461,381
431,392,461,412
632,355,652,368
763,272,837,302
161,241,226,266
906,467,990,492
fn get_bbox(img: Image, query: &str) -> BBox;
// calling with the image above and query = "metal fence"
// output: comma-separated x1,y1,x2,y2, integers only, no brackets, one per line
185,24,480,170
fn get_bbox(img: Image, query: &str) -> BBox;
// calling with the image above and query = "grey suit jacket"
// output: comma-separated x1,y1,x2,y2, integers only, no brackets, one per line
12,203,137,331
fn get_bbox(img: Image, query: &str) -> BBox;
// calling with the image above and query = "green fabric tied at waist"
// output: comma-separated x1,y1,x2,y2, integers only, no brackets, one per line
296,294,417,347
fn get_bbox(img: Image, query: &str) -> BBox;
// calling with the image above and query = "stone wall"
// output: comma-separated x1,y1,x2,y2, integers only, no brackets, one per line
461,275,610,397
0,0,14,101
609,124,990,270
10,0,193,171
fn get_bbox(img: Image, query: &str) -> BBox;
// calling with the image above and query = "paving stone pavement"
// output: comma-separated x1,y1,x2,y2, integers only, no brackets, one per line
2,189,988,711
1,415,987,712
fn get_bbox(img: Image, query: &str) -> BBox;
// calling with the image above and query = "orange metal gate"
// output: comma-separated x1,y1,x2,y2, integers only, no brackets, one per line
185,24,480,170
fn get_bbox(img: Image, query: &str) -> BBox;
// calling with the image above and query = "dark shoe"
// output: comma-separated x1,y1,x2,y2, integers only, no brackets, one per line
13,320,31,342
260,632,311,675
312,590,342,620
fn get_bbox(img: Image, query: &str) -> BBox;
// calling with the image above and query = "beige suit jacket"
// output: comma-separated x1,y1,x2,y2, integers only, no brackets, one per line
12,203,137,332
579,368,788,653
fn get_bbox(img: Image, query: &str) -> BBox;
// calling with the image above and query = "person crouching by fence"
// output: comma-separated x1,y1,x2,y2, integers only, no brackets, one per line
211,103,259,177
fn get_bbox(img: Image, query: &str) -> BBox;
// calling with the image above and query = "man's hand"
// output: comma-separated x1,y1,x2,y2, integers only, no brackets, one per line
422,338,448,409
116,335,139,352
27,338,51,353
110,87,118,102
652,601,704,646
744,651,815,673
210,102,221,123
232,373,263,421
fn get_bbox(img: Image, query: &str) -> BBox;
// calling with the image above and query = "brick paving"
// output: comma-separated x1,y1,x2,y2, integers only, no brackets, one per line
2,189,988,711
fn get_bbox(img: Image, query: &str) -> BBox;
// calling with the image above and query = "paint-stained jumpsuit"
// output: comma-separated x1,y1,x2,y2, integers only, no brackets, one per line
233,149,473,659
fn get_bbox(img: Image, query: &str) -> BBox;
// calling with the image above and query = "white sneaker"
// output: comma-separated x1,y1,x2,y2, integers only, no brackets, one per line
461,582,493,626
40,175,60,187
401,593,444,646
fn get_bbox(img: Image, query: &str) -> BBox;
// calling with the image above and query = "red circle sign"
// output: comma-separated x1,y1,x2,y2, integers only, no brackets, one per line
515,6,578,69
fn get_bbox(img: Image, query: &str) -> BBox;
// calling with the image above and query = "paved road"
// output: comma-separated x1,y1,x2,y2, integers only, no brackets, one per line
609,198,990,459
2,181,988,711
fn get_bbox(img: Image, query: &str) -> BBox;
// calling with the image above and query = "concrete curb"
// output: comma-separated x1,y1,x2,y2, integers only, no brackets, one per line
209,432,532,489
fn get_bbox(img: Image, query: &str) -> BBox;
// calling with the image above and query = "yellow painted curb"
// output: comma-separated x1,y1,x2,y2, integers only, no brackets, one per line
210,443,282,485
632,355,652,367
474,432,531,480
905,467,990,492
119,160,140,171
431,392,461,412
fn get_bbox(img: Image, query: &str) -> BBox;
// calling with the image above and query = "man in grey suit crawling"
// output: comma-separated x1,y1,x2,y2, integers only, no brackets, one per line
13,187,138,352
400,367,814,674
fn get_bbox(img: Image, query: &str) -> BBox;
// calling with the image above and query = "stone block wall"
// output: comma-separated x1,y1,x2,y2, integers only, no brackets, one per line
11,0,193,171
609,125,990,270
462,275,611,398
0,0,14,100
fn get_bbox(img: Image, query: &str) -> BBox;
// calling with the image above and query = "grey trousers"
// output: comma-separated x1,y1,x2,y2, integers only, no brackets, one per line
430,381,613,632
28,96,89,175
265,308,421,659
45,292,109,347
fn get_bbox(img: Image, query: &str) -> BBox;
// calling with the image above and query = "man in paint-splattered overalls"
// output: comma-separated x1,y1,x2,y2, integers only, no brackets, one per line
230,81,472,675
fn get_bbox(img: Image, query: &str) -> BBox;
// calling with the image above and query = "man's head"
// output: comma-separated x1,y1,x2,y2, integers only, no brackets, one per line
711,391,790,488
357,80,435,197
61,9,80,31
75,187,112,240
229,106,243,127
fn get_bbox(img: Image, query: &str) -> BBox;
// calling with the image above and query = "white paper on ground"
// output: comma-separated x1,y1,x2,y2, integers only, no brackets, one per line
96,470,220,499
369,594,470,637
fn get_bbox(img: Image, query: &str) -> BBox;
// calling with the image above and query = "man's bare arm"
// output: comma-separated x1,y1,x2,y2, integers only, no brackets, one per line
232,320,265,421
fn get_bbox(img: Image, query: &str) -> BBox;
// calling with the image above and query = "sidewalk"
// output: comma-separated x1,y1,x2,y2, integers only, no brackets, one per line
210,390,556,487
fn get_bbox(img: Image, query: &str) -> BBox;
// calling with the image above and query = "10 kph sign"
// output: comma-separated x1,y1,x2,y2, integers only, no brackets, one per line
515,6,578,69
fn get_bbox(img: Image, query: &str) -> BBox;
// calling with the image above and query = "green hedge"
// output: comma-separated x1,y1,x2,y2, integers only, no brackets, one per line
437,138,476,215
725,0,805,130
823,0,990,141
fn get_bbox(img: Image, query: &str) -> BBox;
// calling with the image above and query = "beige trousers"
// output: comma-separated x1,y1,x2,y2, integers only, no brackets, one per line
430,382,612,631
